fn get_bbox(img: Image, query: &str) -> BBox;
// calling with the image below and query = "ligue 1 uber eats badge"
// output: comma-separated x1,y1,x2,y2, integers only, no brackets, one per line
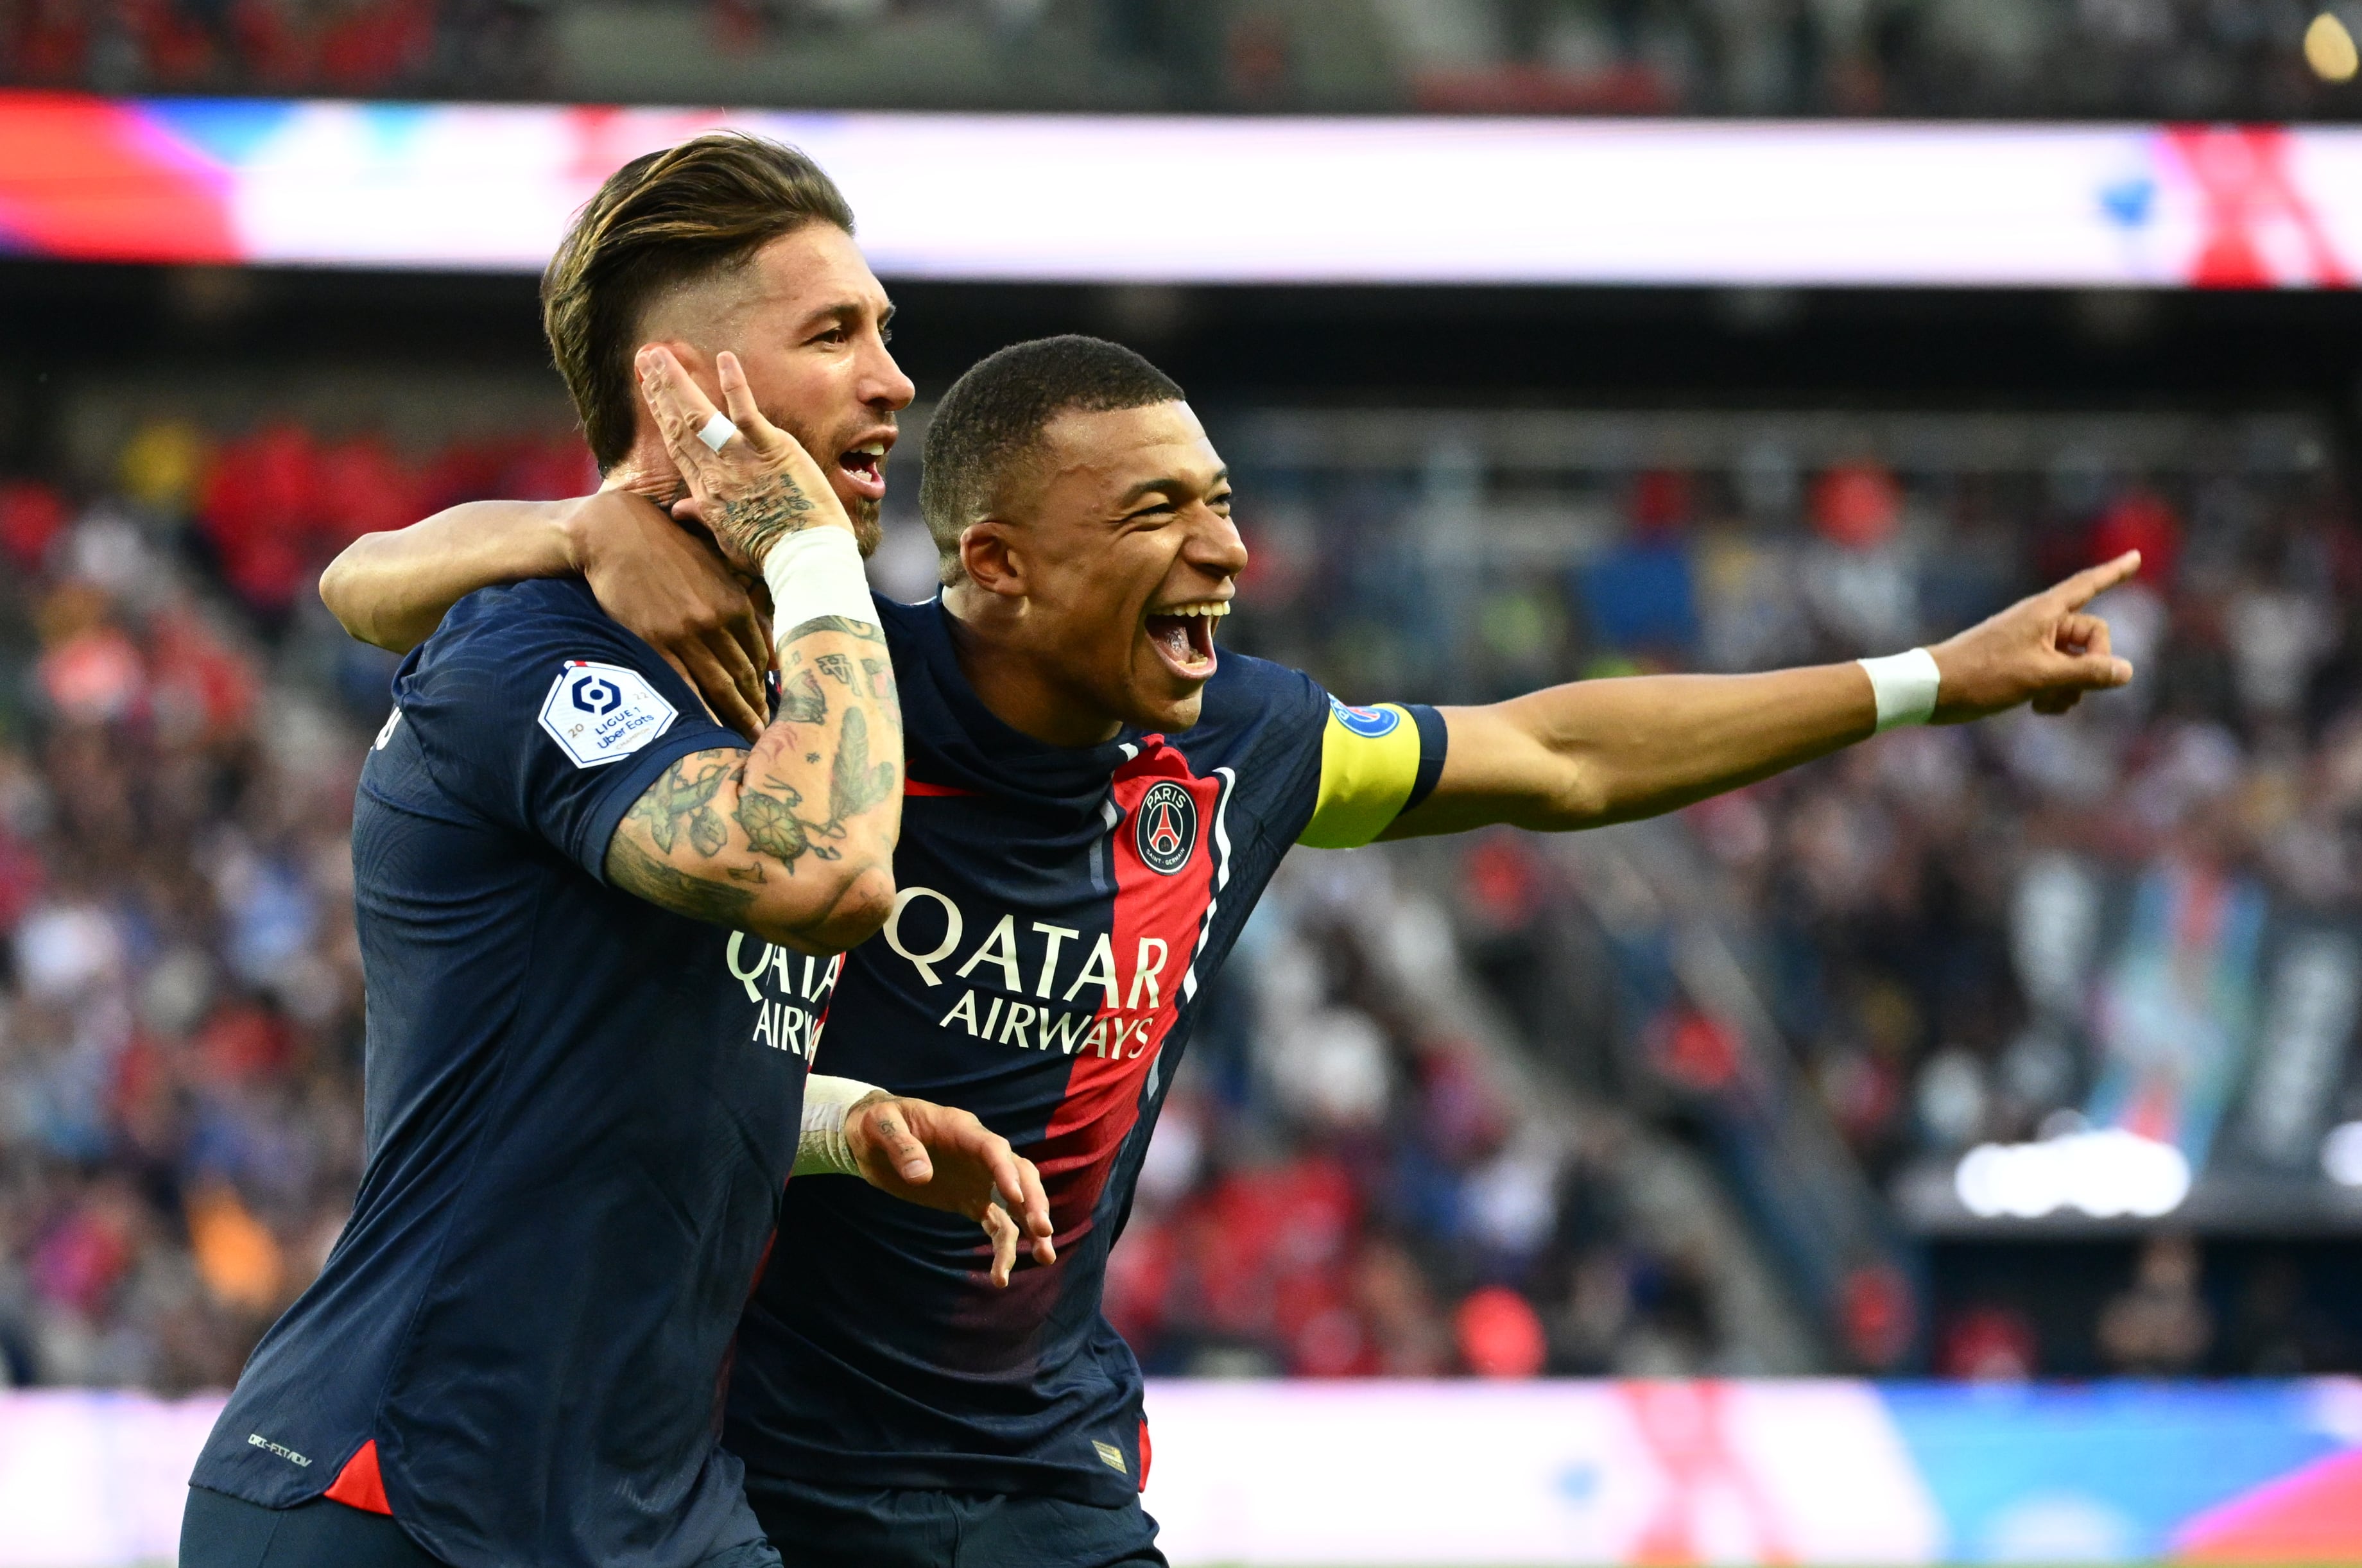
539,660,679,767
1133,780,1198,875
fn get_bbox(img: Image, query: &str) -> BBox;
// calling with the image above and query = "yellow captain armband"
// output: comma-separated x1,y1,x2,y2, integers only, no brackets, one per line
1298,697,1449,849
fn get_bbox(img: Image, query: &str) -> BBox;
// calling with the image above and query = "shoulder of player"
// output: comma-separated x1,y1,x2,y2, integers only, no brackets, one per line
415,578,632,673
434,576,603,641
865,591,937,662
1196,649,1325,728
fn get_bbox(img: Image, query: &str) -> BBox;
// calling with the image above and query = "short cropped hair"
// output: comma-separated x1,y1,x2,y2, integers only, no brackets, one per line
544,133,856,470
920,335,1186,581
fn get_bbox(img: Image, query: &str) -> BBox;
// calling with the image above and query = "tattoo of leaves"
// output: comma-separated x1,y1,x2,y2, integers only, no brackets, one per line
827,706,899,829
628,757,728,854
816,653,854,687
779,668,827,724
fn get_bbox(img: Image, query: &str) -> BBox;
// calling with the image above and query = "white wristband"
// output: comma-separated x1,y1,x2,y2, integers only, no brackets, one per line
761,526,878,651
795,1073,886,1177
1858,648,1942,732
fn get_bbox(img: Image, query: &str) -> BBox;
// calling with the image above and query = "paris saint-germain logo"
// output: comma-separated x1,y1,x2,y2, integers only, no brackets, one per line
1328,695,1401,739
1132,780,1199,875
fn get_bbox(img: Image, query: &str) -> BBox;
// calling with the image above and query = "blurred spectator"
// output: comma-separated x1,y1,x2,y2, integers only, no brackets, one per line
1220,401,2362,1376
1940,1303,2039,1380
2,0,547,96
0,414,582,1391
2098,1235,2214,1374
8,390,2362,1393
4,0,2349,119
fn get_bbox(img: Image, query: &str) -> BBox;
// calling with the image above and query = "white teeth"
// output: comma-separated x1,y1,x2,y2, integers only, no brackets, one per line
1161,601,1230,618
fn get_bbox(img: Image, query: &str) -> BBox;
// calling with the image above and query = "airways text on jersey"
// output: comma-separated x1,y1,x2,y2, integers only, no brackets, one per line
727,935,841,1060
864,737,1231,1240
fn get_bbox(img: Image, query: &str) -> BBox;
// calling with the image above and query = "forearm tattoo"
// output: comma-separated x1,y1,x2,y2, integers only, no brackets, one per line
779,667,828,725
607,829,757,922
859,657,902,741
780,614,884,647
828,706,897,829
610,612,906,926
624,756,730,856
736,783,833,870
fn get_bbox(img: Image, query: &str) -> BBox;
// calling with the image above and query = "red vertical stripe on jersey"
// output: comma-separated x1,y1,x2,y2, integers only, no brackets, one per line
1033,739,1219,1241
323,1438,392,1515
1138,1416,1152,1491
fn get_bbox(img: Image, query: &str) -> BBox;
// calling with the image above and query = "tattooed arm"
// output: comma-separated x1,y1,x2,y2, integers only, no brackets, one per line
601,345,903,954
604,617,901,952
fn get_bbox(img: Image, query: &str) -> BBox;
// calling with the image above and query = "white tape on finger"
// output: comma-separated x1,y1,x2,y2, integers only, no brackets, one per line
697,411,737,453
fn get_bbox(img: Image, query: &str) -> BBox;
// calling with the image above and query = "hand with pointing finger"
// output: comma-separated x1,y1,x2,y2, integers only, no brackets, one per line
635,344,856,573
1927,550,2143,723
841,1093,1058,1288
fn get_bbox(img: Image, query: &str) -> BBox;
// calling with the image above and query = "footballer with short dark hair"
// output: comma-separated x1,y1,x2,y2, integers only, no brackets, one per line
334,301,2141,1568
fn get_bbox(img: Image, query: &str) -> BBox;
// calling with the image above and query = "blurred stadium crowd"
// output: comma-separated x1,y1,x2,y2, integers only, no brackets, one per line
1207,403,2362,1378
3,0,2356,119
3,393,2361,1396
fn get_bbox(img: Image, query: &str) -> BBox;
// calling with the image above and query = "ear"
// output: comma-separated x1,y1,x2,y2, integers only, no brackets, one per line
959,519,1028,600
625,336,719,461
644,337,716,397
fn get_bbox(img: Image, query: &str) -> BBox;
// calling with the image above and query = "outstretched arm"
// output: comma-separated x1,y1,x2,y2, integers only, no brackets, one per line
600,348,904,953
320,490,775,738
1385,552,2141,839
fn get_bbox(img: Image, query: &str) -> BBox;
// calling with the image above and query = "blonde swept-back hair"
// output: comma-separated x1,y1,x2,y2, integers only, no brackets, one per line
542,132,855,470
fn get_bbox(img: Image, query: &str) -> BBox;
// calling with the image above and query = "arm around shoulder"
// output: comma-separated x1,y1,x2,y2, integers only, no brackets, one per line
320,498,581,653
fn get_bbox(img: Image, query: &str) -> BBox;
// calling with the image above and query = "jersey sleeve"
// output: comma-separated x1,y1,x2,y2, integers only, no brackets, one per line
1295,696,1449,849
396,589,748,882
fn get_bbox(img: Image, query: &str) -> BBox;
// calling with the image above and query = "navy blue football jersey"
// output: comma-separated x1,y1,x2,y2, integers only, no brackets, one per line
191,578,831,1568
723,594,1442,1506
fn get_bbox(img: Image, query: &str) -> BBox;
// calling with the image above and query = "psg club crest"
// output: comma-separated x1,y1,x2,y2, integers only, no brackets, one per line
1133,780,1199,875
1328,695,1401,739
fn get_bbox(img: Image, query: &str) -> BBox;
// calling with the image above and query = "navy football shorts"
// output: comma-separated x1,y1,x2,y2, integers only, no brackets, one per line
745,1474,1166,1568
180,1486,787,1568
179,1488,450,1568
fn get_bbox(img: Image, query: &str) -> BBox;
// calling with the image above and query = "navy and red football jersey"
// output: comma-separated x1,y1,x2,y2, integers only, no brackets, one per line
724,593,1442,1506
191,579,828,1568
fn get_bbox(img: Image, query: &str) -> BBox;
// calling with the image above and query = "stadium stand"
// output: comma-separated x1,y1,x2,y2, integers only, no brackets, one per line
3,0,2357,120
4,383,2360,1391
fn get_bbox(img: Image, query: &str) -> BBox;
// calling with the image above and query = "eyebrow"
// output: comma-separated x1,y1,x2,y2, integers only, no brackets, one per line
1117,467,1229,508
792,297,893,336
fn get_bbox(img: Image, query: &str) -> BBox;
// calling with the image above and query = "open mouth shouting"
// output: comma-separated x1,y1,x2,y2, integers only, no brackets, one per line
1144,598,1230,682
836,434,892,503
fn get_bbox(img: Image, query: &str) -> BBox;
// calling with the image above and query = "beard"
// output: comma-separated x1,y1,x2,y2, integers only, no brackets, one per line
851,494,882,558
